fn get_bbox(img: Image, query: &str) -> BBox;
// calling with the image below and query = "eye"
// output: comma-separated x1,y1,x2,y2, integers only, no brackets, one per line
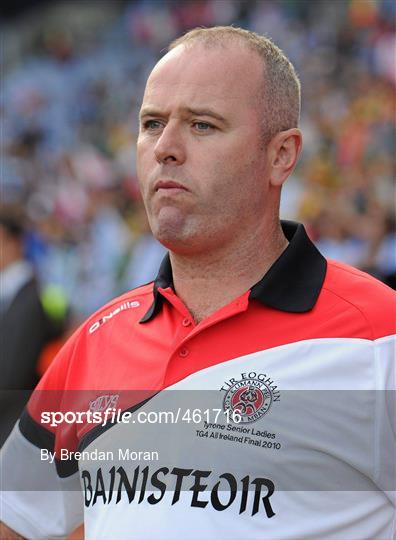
142,119,163,131
193,121,214,132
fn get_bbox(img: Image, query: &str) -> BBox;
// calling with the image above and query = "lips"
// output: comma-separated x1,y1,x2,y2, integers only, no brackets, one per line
154,180,189,192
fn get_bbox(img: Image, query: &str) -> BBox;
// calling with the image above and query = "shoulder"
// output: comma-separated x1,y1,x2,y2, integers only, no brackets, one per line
321,259,396,340
35,282,156,389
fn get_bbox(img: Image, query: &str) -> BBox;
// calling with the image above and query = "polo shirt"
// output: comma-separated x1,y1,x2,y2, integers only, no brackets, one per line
1,221,395,540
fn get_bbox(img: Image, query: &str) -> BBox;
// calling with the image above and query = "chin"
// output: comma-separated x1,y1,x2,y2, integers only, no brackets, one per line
150,208,186,244
153,227,188,251
151,225,198,255
149,209,207,254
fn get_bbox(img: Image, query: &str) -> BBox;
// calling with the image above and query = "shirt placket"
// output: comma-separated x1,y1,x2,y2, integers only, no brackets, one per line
157,288,251,387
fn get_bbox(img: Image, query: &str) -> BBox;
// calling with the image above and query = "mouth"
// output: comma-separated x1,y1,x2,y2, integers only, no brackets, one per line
154,180,189,193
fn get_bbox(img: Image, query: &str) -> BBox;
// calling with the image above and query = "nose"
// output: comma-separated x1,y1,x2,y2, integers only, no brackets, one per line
154,122,186,165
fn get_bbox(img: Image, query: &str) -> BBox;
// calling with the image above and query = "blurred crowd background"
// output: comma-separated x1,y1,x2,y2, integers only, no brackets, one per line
2,0,396,328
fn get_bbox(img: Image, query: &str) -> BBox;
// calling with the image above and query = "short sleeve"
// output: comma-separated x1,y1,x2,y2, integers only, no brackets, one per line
0,329,84,539
373,334,396,506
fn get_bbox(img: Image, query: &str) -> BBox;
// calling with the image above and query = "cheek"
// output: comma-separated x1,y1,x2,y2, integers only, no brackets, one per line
136,141,147,172
210,155,266,214
136,144,152,192
211,158,250,201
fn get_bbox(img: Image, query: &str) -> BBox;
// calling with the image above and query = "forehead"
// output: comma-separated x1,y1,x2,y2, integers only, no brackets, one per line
141,43,263,115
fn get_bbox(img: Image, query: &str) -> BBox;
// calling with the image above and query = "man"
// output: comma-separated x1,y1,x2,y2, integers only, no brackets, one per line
1,27,395,540
0,208,66,446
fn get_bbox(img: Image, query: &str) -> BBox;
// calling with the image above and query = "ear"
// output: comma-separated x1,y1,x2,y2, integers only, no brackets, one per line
267,128,302,188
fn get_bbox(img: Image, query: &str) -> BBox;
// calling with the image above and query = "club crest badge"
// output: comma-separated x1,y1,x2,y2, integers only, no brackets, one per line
221,372,280,424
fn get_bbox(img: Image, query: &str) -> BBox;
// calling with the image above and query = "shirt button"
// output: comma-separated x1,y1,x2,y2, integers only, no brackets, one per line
182,318,191,327
179,347,189,358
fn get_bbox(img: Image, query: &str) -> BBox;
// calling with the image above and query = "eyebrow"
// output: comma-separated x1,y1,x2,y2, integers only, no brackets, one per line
184,107,227,124
139,106,228,125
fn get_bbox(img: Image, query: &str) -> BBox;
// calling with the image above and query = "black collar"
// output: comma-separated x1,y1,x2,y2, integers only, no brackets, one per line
140,221,326,323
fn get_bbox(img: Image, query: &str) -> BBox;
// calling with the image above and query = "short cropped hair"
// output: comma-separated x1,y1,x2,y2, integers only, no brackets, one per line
169,26,301,143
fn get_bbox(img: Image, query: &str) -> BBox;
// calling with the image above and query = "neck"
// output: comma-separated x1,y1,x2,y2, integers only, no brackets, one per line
170,220,288,324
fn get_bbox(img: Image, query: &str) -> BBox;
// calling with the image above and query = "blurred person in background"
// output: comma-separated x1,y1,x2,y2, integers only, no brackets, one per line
0,206,68,446
376,213,396,288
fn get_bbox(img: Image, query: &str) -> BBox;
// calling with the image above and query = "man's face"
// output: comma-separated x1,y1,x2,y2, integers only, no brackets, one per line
137,42,271,254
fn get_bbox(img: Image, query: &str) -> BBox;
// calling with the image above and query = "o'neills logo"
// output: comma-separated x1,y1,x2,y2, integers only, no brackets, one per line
221,372,280,424
89,301,140,334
